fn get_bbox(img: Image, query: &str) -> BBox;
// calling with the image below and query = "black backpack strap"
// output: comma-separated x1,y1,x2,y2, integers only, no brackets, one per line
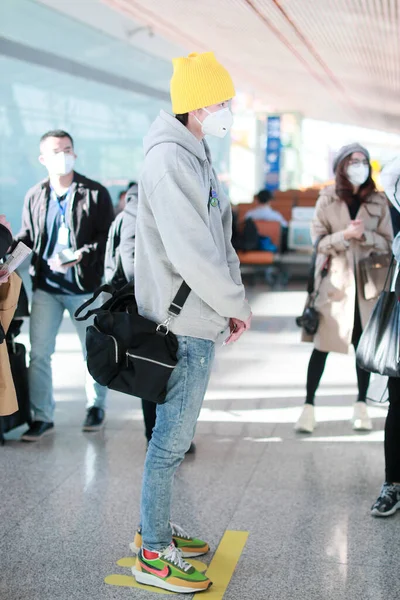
168,281,191,316
74,284,114,321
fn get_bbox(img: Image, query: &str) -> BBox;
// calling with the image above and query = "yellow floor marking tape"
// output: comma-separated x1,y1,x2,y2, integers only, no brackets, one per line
116,557,136,568
105,531,248,598
203,531,249,599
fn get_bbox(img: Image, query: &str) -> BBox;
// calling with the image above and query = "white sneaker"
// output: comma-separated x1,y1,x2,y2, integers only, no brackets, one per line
295,404,316,433
352,401,372,431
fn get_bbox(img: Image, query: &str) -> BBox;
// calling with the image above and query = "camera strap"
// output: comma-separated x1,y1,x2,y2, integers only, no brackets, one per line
307,235,331,306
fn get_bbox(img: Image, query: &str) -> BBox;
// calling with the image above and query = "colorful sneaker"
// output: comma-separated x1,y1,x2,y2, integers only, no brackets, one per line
130,523,209,557
133,543,212,593
371,483,400,517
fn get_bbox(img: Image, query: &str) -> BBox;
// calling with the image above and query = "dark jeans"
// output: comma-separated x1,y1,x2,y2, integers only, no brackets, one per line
306,299,371,405
142,399,157,442
386,378,400,483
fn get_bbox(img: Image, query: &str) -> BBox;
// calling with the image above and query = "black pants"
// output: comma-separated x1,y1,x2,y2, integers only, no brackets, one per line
306,299,371,405
385,377,400,483
141,399,156,442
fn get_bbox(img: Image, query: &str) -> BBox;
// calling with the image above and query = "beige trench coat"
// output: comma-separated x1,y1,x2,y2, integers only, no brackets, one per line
0,273,21,416
302,185,393,354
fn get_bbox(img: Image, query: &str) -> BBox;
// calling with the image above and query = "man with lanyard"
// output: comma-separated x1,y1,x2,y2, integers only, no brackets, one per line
14,130,114,441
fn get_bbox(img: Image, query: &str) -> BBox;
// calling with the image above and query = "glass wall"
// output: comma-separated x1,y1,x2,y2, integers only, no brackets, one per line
0,0,172,230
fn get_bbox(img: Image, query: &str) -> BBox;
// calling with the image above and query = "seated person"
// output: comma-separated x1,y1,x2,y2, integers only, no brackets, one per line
245,189,288,252
245,190,288,227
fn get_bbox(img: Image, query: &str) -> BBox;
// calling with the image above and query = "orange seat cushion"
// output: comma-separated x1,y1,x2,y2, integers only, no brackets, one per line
237,250,275,264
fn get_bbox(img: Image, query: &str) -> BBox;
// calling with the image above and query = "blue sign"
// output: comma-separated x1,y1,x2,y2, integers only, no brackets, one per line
265,116,281,191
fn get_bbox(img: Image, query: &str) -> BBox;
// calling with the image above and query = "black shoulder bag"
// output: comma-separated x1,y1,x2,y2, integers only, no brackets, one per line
74,280,191,404
356,257,400,377
296,236,331,335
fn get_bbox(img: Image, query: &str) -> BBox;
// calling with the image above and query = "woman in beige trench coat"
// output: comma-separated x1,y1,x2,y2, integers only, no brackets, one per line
296,143,393,434
0,215,21,418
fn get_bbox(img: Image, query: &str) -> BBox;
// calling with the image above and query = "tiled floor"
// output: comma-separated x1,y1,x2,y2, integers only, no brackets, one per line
0,287,398,600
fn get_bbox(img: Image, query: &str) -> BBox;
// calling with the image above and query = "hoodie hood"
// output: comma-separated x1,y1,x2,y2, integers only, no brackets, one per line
125,183,138,205
143,110,211,163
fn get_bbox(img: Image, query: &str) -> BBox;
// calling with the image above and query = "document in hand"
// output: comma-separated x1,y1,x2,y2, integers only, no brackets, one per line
0,242,32,283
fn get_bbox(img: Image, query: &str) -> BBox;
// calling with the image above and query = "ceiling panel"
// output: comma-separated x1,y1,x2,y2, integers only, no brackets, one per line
102,0,400,131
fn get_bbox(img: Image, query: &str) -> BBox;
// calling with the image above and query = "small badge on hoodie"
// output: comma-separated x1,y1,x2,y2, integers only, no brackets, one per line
210,188,219,208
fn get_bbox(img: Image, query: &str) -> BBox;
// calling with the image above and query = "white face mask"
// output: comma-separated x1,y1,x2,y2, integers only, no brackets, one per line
45,152,75,176
346,163,369,186
197,107,233,138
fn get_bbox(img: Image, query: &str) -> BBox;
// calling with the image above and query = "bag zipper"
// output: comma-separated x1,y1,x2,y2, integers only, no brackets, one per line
126,352,175,369
93,325,119,363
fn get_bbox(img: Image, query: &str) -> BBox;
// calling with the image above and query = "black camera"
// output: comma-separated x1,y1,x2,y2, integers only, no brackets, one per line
295,306,320,335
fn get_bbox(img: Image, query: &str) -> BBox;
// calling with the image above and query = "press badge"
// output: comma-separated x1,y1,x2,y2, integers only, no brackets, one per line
57,224,70,245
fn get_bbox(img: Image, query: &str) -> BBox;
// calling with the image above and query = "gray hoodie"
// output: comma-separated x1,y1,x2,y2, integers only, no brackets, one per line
134,110,250,341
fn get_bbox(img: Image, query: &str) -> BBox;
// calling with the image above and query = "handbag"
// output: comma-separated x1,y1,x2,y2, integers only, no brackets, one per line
359,252,392,301
74,280,191,403
296,237,330,335
1,320,31,444
356,257,400,377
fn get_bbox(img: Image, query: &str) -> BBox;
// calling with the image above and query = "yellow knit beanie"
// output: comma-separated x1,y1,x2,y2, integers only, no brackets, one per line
170,52,235,114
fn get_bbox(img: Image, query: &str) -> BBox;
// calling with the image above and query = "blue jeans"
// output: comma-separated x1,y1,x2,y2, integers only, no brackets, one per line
29,289,107,423
140,335,215,551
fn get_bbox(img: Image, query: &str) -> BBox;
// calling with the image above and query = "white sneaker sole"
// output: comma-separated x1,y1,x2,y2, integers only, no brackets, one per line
371,500,400,517
352,419,372,431
21,428,54,442
129,541,208,558
82,422,105,432
132,567,211,593
294,423,315,433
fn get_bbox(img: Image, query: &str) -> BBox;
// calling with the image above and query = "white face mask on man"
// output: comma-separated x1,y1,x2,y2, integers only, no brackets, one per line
45,152,75,176
347,163,369,187
195,107,233,138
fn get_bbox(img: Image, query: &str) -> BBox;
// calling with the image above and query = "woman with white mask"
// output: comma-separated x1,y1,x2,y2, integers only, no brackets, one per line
296,143,393,434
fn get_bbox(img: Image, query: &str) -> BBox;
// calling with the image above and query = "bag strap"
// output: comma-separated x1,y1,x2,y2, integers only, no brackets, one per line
74,283,114,321
75,278,191,329
168,281,191,317
308,255,331,307
307,235,325,295
157,281,191,335
384,255,396,292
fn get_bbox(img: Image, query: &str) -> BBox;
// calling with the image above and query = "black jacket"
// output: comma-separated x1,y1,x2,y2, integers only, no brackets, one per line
0,224,12,260
15,171,114,293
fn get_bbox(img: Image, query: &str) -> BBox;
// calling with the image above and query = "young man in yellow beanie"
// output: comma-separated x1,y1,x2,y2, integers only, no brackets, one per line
131,52,252,593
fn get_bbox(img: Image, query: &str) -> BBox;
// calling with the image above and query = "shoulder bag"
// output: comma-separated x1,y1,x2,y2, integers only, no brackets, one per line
356,257,400,377
75,280,191,403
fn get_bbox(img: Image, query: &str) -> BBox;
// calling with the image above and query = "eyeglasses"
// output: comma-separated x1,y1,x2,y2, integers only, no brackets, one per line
348,159,369,166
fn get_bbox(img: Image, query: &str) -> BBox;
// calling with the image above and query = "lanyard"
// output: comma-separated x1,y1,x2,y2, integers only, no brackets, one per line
51,187,71,225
